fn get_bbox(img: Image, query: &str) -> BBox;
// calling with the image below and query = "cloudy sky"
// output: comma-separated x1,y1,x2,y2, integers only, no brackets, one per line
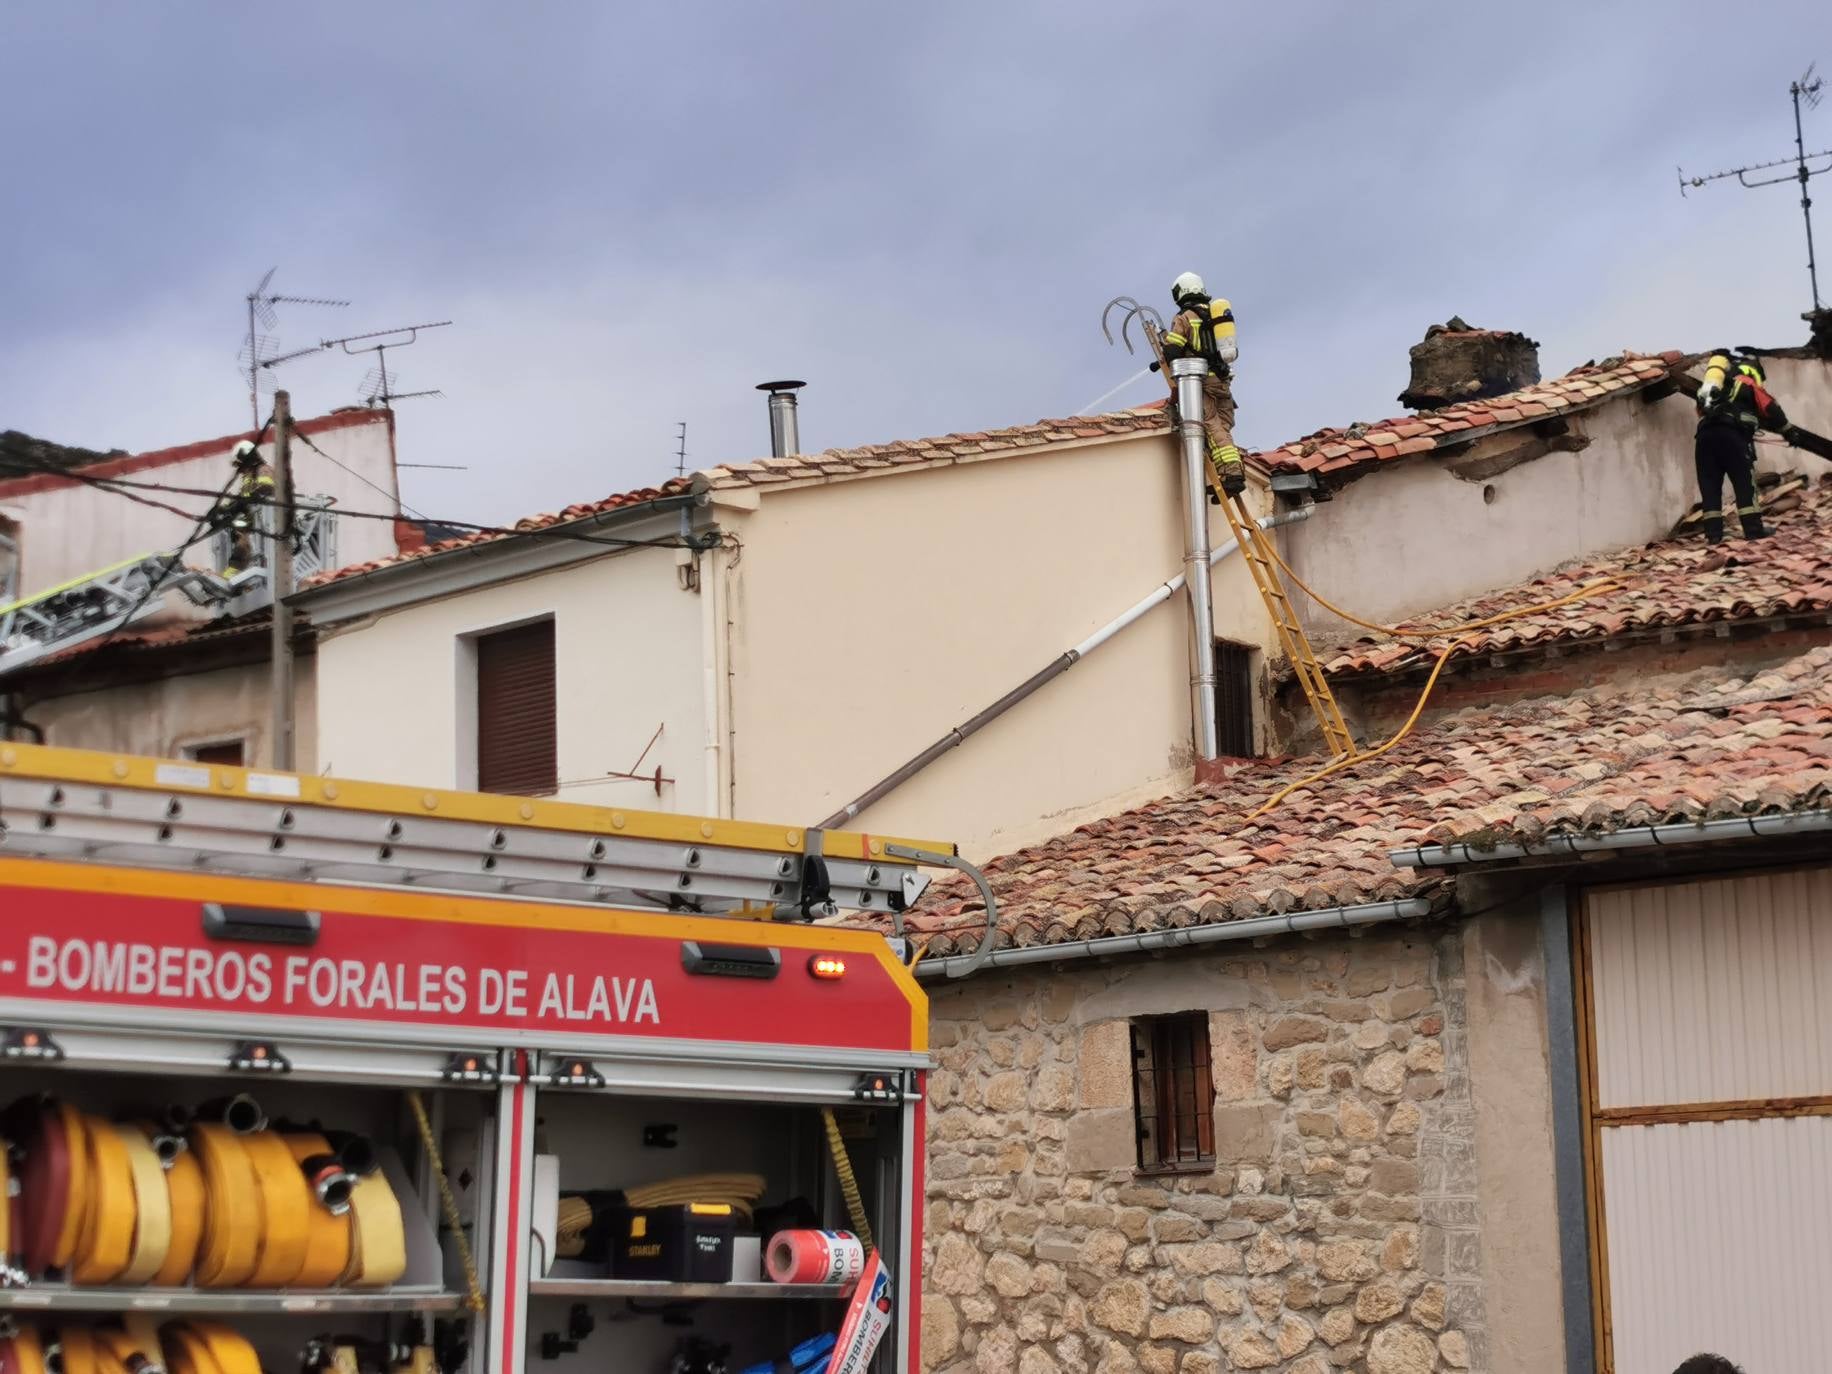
3,3,1828,524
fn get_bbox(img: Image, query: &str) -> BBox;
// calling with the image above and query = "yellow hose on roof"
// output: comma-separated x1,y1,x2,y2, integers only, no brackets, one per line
1245,554,1633,821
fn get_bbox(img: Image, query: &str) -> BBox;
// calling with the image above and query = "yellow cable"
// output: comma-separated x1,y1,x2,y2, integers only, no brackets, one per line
820,1108,873,1254
1261,532,1631,639
1229,520,1634,820
407,1090,485,1313
1247,637,1463,820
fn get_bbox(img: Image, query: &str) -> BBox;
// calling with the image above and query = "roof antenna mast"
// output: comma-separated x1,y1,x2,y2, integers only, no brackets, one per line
258,320,455,409
240,268,350,430
1678,64,1831,318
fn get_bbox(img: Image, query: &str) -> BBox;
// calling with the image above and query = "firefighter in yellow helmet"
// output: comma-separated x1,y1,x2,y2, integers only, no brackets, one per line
1694,351,1788,543
1160,271,1243,495
214,440,276,576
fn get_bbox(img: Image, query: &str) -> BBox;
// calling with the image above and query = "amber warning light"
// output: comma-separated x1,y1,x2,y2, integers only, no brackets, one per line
808,955,847,980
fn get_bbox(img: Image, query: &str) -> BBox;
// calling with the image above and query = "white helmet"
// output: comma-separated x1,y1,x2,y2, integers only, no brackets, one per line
1171,271,1206,306
231,439,261,468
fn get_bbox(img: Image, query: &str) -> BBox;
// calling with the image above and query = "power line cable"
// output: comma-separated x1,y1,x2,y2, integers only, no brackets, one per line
2,459,695,555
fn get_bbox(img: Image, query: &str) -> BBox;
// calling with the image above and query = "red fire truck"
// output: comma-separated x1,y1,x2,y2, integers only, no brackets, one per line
0,742,993,1374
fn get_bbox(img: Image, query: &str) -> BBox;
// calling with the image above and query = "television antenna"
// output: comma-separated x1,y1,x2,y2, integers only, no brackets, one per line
241,268,349,429
674,422,688,477
1679,64,1832,314
257,320,453,408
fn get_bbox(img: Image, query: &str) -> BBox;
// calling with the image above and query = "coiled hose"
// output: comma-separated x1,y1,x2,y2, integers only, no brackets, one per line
820,1107,874,1254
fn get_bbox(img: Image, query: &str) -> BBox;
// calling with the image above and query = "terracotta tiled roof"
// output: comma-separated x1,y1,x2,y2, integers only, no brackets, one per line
693,406,1170,492
1257,353,1684,483
300,350,1682,588
8,612,277,678
0,409,389,501
1322,474,1832,678
304,408,1171,587
302,482,691,588
902,645,1832,956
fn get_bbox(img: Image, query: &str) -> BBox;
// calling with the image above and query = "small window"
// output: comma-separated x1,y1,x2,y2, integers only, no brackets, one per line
186,739,246,768
476,619,557,796
1214,640,1255,757
1132,1013,1215,1173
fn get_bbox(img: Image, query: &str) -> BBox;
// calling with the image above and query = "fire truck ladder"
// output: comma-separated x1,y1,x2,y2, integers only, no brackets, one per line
0,502,338,678
0,742,1000,974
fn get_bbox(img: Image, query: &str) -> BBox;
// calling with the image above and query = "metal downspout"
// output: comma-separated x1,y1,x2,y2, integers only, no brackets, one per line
914,896,1431,980
1388,811,1832,868
1171,357,1221,762
815,507,1314,830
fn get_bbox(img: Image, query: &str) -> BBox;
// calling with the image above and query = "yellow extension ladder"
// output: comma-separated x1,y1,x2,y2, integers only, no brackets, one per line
1206,470,1358,761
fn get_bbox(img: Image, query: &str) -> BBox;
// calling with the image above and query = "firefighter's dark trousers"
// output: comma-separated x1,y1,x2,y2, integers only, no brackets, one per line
1694,424,1763,542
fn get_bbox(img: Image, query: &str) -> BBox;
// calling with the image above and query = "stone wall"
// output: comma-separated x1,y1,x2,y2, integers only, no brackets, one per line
921,924,1487,1374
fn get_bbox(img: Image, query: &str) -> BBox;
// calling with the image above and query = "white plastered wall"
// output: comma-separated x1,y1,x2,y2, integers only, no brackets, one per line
721,433,1278,859
312,548,708,813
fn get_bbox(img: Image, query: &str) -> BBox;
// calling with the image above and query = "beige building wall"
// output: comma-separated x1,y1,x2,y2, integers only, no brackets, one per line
720,432,1280,859
24,657,319,772
1283,394,1703,637
0,411,402,604
1759,354,1832,481
312,547,710,812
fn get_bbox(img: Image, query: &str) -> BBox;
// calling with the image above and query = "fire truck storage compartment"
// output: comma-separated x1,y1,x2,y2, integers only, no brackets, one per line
0,1049,491,1374
523,1086,907,1373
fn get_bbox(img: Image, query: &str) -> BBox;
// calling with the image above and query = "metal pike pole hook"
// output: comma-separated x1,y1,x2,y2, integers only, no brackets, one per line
1101,295,1167,358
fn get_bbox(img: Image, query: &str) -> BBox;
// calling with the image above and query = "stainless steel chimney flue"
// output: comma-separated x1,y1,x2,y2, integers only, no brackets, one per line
757,380,806,457
1170,358,1221,763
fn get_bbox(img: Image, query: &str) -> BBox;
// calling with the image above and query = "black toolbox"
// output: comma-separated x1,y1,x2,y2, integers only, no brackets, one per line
609,1203,737,1282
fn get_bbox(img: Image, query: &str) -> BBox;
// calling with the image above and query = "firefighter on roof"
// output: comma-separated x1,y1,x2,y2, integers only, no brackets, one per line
214,440,275,576
1694,351,1788,543
1161,271,1244,495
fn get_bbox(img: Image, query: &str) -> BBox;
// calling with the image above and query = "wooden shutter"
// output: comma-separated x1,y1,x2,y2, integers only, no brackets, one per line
476,620,557,796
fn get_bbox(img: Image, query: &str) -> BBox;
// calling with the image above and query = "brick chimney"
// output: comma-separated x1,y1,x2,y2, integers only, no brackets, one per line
1398,318,1540,410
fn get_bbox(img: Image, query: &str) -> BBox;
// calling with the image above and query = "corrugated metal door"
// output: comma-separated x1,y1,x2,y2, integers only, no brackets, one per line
1581,869,1832,1373
476,619,557,796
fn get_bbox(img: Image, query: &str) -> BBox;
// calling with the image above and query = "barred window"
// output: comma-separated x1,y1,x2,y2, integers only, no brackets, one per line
1132,1013,1215,1172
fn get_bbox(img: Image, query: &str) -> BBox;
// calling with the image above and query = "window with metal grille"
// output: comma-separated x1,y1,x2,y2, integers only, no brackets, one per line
1214,640,1255,757
475,619,557,796
1131,1013,1216,1172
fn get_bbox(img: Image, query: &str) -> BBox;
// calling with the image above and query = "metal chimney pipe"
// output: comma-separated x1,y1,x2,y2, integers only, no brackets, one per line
757,380,806,457
1170,358,1221,762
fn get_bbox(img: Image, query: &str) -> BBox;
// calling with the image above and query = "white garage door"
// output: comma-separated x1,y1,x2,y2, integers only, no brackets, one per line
1582,868,1832,1374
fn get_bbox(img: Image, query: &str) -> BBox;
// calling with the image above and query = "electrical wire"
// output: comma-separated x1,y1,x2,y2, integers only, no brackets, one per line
13,465,695,555
287,422,433,524
73,466,245,666
1241,558,1634,820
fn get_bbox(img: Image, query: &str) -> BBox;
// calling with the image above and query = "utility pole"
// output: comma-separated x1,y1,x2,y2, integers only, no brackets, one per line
1679,65,1830,318
269,390,296,771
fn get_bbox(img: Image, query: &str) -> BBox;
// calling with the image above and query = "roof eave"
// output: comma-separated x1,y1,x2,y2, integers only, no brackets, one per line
293,491,700,624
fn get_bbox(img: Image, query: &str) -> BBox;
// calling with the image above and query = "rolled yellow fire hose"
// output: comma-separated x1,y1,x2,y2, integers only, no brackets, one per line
188,1125,261,1287
71,1115,137,1283
151,1148,205,1287
113,1124,174,1284
240,1132,309,1287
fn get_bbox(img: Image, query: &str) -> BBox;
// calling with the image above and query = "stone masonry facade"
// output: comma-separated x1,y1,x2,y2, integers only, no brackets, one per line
921,924,1487,1374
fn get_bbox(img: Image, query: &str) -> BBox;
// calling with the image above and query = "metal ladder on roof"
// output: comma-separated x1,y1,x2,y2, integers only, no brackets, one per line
1211,480,1358,760
1134,308,1358,762
0,501,338,679
0,741,999,968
